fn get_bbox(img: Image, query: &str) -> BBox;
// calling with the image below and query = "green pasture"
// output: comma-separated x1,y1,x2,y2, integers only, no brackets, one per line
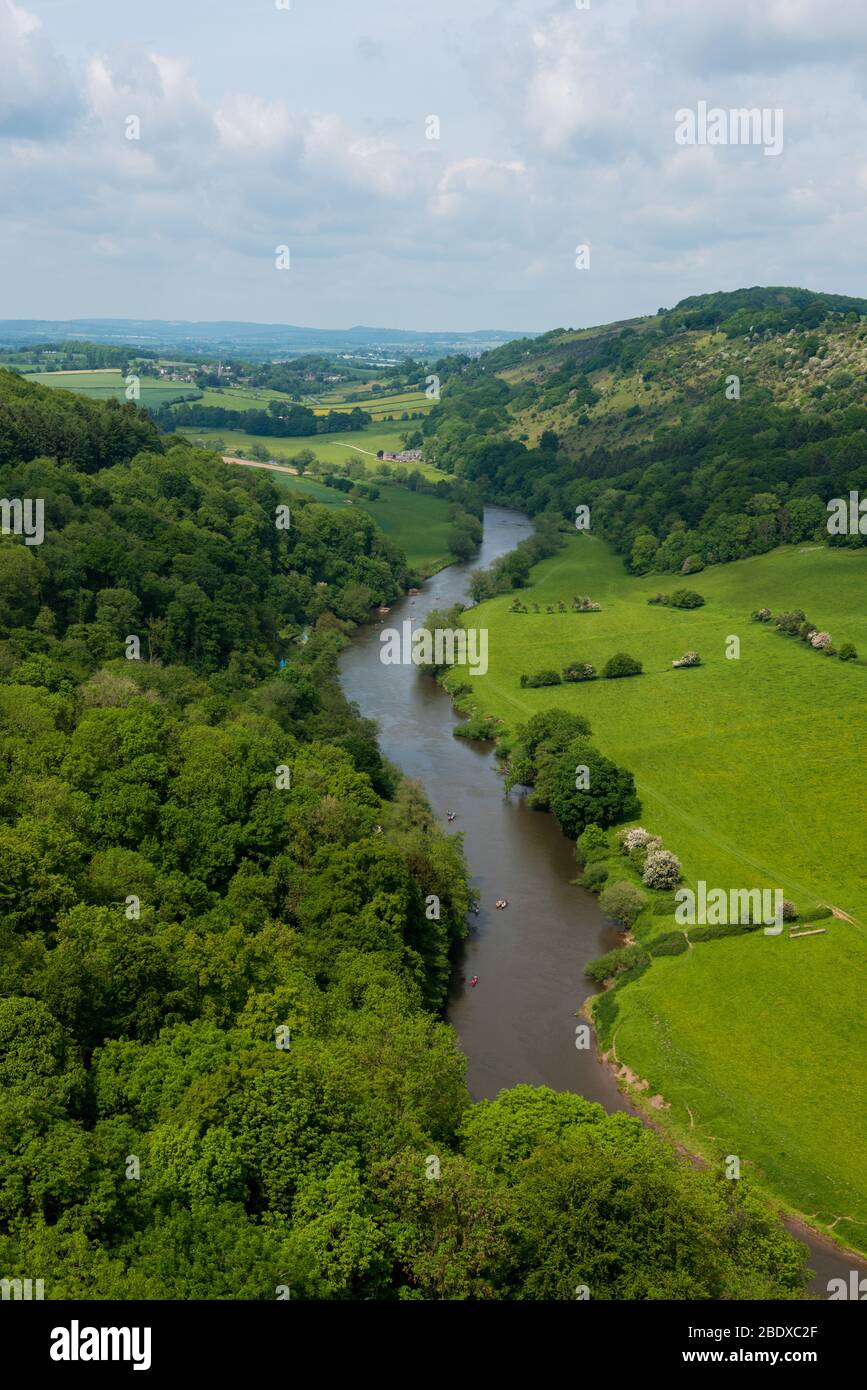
263,472,454,577
29,369,197,409
454,534,867,1251
191,384,430,419
179,422,445,479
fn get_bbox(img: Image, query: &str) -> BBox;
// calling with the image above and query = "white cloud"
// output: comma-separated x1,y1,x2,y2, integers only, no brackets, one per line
0,0,81,137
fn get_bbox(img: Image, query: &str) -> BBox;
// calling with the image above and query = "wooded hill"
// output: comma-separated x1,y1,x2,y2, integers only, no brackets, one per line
423,286,867,573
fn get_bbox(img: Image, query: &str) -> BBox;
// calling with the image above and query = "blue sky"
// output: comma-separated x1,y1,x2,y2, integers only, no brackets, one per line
1,0,866,330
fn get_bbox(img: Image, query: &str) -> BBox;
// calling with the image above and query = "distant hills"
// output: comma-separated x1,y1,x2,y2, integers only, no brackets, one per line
0,318,534,362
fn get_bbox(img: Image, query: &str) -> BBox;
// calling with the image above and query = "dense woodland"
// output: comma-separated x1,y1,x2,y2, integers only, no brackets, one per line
423,288,867,575
0,367,810,1298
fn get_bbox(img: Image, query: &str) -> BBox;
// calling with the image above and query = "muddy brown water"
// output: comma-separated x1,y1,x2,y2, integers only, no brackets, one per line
339,504,864,1298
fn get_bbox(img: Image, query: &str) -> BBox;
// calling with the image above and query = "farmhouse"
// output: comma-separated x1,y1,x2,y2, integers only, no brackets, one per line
378,449,424,462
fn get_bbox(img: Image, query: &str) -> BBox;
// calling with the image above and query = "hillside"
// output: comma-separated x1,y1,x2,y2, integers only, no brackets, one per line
424,286,867,574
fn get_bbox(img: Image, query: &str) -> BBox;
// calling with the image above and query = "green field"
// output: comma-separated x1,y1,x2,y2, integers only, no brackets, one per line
180,422,445,479
28,369,197,409
243,470,455,578
454,534,867,1251
187,384,430,419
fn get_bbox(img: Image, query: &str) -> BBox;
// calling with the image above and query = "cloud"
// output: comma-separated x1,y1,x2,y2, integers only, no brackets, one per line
0,0,81,137
636,0,867,74
1,0,866,327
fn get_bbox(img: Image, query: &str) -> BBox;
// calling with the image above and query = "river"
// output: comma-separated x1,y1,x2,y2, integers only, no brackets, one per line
339,503,863,1298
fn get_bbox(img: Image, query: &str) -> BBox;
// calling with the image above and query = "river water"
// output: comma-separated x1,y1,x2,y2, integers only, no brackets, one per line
339,503,862,1297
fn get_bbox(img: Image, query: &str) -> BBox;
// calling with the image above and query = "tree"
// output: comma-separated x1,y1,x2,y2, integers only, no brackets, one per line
602,653,643,679
531,738,641,839
599,880,646,927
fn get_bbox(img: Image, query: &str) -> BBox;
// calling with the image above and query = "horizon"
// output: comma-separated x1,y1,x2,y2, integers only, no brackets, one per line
0,279,862,342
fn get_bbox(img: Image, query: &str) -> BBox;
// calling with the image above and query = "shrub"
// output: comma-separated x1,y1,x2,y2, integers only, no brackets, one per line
562,661,596,682
652,892,677,915
603,652,643,679
582,862,609,892
774,609,806,636
599,880,647,928
839,642,858,662
647,593,669,606
688,923,759,942
751,607,772,623
628,845,650,871
781,899,798,921
681,554,704,575
650,936,688,957
585,943,649,984
572,595,601,612
672,651,701,668
577,823,609,865
810,630,832,650
619,826,654,852
454,713,498,740
642,849,682,889
669,589,705,609
520,669,562,688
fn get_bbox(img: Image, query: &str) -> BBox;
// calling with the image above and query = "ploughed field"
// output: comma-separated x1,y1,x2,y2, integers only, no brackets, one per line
452,533,867,1253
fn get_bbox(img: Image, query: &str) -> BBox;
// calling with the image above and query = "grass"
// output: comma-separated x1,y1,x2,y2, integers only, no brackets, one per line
28,369,197,410
179,422,446,479
259,472,455,578
452,533,867,1251
187,385,430,420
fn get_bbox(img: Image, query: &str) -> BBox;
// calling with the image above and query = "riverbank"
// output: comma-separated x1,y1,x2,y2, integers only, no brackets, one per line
339,504,866,1294
440,523,867,1267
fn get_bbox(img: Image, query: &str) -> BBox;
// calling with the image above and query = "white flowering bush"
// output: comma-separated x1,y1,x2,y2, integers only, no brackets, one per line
642,849,682,889
619,827,653,852
810,631,832,649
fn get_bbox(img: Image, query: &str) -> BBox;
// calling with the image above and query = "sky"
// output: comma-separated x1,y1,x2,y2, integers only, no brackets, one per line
1,0,866,332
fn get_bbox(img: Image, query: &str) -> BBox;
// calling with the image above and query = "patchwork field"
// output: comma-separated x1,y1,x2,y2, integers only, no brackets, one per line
180,422,445,478
27,372,198,408
193,385,429,418
28,368,198,409
453,534,867,1251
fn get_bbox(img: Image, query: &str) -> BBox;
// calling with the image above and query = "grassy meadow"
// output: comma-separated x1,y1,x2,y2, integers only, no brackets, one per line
28,369,197,410
193,385,430,418
262,471,455,578
180,421,446,479
449,533,867,1251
